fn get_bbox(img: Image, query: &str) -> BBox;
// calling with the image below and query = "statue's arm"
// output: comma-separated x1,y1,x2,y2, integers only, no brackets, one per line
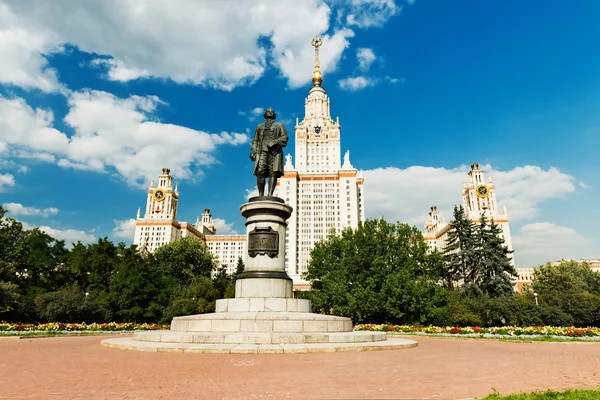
275,124,288,148
250,127,260,160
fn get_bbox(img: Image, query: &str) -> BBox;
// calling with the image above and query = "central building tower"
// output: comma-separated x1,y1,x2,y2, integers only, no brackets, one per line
275,39,365,289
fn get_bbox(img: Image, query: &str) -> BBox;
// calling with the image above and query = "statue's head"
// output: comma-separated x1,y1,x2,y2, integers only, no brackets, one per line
263,108,276,120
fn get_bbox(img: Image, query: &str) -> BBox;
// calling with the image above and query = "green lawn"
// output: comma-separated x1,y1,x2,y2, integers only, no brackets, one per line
481,389,600,399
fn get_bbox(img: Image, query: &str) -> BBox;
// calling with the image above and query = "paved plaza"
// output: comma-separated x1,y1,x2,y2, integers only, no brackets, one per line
1,335,599,399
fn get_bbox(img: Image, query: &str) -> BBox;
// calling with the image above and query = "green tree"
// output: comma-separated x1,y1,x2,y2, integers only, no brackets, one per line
35,283,108,322
162,276,224,323
152,236,216,286
233,257,245,281
0,207,29,284
472,214,517,297
304,218,445,324
443,205,477,287
64,238,118,293
0,281,20,314
109,245,167,322
532,260,600,326
213,265,235,299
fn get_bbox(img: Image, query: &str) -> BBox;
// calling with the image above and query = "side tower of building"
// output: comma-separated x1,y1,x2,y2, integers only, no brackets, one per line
423,163,514,265
275,39,365,288
133,169,246,274
461,163,513,262
133,168,181,253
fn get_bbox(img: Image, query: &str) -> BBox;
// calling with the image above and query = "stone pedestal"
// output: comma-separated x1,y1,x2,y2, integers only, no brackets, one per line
101,195,418,354
235,196,293,298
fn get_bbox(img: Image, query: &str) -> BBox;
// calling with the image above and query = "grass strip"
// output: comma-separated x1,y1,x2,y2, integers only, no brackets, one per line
481,389,600,399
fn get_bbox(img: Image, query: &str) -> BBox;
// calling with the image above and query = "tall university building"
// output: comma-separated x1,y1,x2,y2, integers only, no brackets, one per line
133,39,365,289
132,41,518,289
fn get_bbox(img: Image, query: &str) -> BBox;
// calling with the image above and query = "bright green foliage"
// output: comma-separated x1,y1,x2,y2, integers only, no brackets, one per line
532,260,600,327
304,218,445,324
152,236,216,286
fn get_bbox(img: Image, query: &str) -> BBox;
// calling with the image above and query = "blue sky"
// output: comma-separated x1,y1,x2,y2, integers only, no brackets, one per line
0,0,597,267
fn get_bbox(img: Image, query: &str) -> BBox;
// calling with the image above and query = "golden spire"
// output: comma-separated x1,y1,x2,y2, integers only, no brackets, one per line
311,37,323,86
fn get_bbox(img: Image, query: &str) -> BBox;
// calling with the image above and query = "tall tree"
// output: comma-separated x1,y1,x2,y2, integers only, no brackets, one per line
473,214,516,297
233,257,245,281
443,205,477,287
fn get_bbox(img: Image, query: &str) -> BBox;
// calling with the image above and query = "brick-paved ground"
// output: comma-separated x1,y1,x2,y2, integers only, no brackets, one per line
1,335,599,400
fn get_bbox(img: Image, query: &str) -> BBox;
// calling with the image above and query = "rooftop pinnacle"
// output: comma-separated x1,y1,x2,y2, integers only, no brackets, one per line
311,37,323,86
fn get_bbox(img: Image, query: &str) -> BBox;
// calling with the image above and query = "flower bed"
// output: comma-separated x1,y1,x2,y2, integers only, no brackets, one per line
0,322,169,333
354,324,600,339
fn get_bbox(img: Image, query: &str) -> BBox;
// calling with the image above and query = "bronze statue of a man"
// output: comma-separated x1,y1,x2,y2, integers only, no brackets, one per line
250,108,288,197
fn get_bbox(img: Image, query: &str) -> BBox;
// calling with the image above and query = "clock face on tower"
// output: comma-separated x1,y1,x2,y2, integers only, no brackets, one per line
154,188,166,202
475,184,490,198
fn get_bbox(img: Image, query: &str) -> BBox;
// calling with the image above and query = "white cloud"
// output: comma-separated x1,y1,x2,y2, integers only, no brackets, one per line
38,226,95,246
513,222,587,266
363,164,579,226
0,0,399,91
21,221,95,247
112,218,136,239
0,96,68,153
213,218,238,235
0,91,249,187
3,202,58,217
345,0,403,28
0,3,63,92
245,188,259,200
356,47,376,71
0,173,15,191
338,76,376,90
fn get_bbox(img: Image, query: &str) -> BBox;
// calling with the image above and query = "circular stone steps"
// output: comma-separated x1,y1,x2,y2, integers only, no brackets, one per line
170,312,353,333
101,309,418,353
132,330,387,344
101,337,417,354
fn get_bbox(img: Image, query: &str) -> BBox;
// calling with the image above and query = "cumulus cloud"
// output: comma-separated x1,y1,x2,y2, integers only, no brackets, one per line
513,222,587,266
0,0,398,91
363,164,579,226
0,91,249,187
0,173,15,191
3,202,59,217
213,218,238,235
112,218,136,239
0,3,63,92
